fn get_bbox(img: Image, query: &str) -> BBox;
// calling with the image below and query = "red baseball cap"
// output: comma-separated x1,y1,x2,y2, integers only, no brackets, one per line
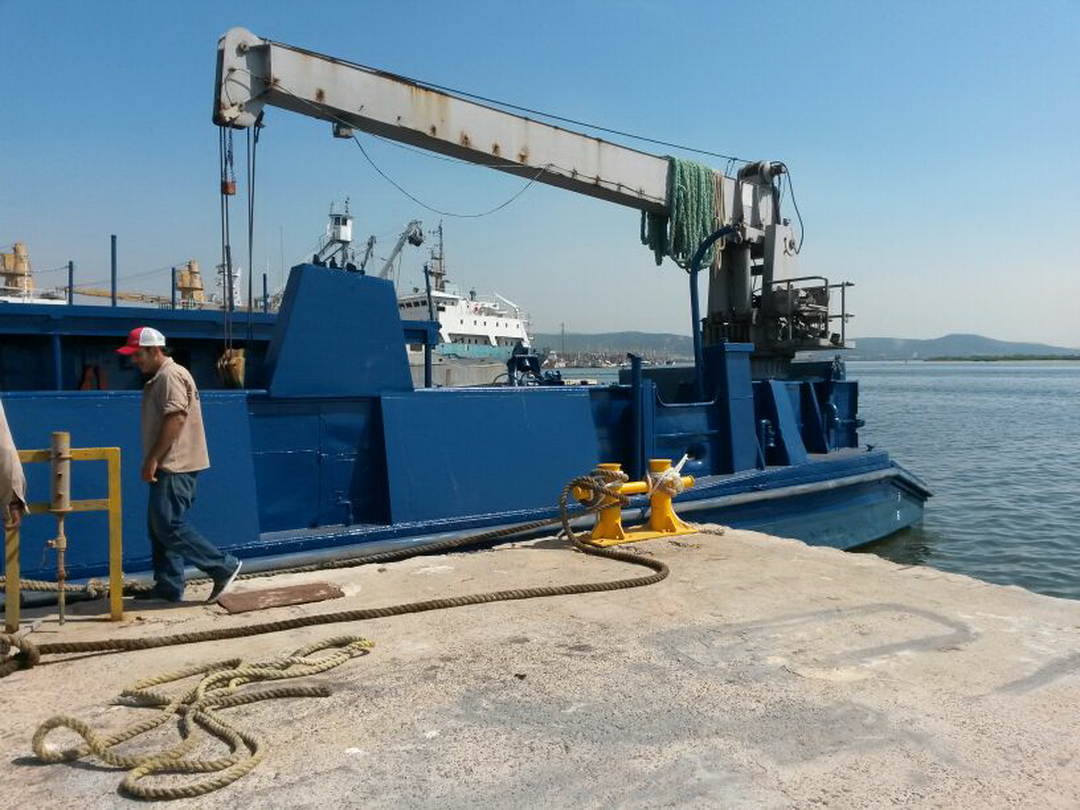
116,326,166,355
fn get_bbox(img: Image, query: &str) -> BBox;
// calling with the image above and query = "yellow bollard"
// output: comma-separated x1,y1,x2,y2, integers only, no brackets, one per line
576,460,696,546
591,463,627,543
645,458,695,535
572,463,627,543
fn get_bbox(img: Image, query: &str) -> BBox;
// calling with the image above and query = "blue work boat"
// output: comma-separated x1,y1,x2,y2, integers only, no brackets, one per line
1,25,934,586
2,262,930,585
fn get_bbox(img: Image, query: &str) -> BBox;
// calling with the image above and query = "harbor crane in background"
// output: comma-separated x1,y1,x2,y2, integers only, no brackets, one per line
376,220,424,280
214,27,850,376
68,287,172,307
356,235,376,274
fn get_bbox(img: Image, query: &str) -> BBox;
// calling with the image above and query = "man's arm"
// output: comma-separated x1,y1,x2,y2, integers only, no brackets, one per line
142,411,187,482
0,401,26,527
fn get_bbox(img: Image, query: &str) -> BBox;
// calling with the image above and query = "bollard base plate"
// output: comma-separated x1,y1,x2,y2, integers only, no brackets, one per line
585,523,700,547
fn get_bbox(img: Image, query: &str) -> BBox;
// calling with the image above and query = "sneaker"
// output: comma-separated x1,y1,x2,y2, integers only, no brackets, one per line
131,587,183,604
207,560,243,604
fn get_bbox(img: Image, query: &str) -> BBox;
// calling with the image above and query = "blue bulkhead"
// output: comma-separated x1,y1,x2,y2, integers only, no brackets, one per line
263,265,414,397
0,300,277,391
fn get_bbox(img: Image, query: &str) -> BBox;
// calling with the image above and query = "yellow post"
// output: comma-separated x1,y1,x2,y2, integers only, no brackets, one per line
106,448,123,622
4,523,18,634
50,432,72,624
588,463,627,543
645,458,695,534
15,443,125,625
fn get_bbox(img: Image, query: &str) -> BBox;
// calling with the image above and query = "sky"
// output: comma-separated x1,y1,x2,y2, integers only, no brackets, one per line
2,0,1078,346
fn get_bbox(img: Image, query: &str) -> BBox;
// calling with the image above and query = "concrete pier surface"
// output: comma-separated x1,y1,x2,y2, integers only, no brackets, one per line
1,527,1078,808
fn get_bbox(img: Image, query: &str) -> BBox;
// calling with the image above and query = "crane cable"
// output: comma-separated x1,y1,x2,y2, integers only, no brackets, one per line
245,114,263,339
217,126,236,350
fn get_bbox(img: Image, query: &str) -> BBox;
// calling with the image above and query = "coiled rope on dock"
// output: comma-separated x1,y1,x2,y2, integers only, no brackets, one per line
30,635,373,800
0,469,667,679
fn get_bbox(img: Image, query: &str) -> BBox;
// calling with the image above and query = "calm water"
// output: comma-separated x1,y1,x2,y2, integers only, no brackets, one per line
564,363,1080,599
854,361,1080,600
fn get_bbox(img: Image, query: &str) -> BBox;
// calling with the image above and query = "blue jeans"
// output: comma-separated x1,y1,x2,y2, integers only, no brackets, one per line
147,471,237,599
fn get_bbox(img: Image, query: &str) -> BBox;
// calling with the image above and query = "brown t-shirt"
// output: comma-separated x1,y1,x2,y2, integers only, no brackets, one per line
141,359,210,473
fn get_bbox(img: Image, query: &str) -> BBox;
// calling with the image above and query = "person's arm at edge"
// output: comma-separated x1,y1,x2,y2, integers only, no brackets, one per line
1,401,26,527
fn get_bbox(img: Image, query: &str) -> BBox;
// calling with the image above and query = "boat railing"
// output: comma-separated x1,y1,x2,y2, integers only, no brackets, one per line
762,276,854,345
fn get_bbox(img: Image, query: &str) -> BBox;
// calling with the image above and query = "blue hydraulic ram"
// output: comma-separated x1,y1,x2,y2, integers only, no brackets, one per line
689,225,737,402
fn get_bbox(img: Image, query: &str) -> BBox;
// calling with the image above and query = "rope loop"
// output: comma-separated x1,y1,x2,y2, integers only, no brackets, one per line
647,468,685,496
0,632,41,676
571,467,630,509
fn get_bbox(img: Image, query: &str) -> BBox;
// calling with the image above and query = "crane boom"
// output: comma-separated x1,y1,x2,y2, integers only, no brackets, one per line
216,27,713,215
357,235,376,273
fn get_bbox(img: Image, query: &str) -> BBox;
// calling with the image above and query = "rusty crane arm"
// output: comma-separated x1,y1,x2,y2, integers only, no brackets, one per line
213,27,733,217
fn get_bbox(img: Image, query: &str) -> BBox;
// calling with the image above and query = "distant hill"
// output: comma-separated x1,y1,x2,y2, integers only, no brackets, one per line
531,331,1078,361
850,334,1080,360
533,331,693,358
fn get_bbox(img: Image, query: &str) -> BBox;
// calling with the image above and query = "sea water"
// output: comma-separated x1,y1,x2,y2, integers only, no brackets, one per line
562,362,1080,600
854,361,1080,600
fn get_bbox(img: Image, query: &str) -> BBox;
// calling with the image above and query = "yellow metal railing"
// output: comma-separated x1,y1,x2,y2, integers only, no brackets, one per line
4,438,123,632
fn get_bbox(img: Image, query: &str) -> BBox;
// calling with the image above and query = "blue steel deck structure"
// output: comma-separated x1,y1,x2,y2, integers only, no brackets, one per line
0,300,277,392
2,264,930,583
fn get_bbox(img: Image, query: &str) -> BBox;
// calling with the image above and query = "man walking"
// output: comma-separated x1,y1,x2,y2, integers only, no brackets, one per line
1,398,26,530
117,326,241,603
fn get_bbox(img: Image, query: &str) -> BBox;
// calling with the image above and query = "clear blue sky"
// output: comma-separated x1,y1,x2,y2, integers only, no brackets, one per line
2,1,1078,345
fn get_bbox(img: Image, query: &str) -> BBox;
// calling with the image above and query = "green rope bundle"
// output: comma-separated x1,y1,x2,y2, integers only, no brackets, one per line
640,157,719,268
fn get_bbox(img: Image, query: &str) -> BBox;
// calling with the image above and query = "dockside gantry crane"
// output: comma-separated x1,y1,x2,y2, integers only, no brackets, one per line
213,27,850,376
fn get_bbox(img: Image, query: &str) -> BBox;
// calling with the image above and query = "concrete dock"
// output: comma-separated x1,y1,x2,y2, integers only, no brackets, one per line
1,527,1078,807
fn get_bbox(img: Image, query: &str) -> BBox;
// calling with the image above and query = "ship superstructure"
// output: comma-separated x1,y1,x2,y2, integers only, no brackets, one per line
398,224,531,364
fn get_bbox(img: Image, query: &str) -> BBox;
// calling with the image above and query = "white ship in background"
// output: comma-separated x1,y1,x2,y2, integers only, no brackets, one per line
312,205,533,384
398,223,532,363
5,208,534,386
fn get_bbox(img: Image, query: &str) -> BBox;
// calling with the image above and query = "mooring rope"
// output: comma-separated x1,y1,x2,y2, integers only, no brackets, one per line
1,514,569,599
4,469,724,797
641,157,720,268
1,468,673,599
0,471,668,679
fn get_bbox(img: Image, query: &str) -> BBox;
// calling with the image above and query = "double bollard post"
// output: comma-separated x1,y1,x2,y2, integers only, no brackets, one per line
574,458,696,546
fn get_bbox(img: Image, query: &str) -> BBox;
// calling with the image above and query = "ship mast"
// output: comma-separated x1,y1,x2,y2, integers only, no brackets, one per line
427,223,446,293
